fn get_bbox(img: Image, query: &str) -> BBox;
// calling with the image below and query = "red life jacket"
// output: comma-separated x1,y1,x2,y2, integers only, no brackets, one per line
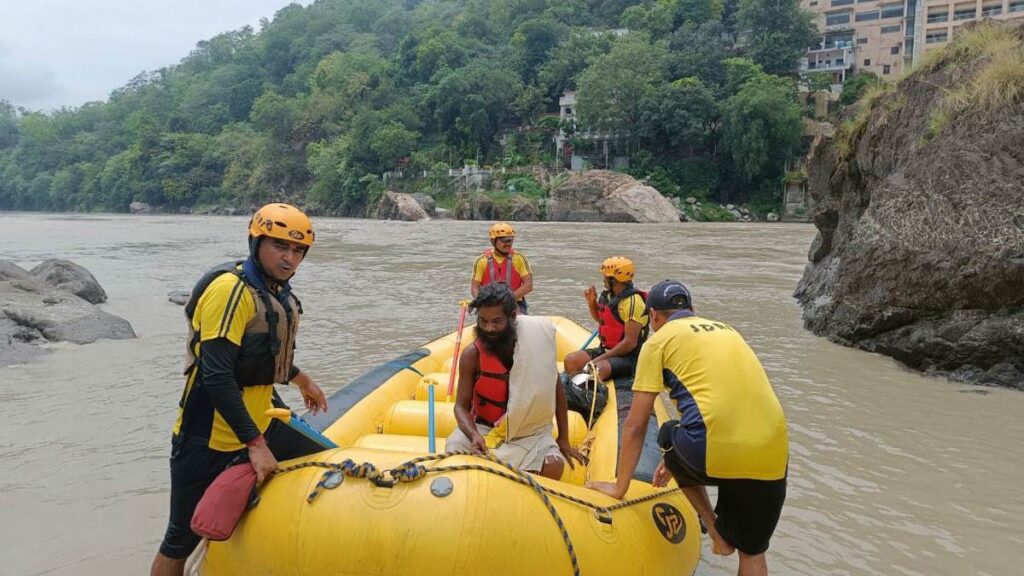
597,284,649,351
480,249,523,291
472,340,510,427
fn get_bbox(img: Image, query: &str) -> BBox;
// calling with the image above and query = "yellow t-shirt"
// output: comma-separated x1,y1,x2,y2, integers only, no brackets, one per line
615,293,649,328
472,251,532,298
174,272,276,452
633,313,788,480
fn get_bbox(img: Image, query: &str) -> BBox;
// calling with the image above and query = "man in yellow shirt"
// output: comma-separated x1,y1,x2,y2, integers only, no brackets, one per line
151,204,328,576
589,280,788,576
470,222,532,314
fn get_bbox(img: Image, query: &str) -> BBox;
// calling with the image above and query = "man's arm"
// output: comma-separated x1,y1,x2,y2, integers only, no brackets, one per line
198,338,260,443
555,375,583,468
453,345,487,453
514,274,533,300
588,391,658,498
470,257,484,297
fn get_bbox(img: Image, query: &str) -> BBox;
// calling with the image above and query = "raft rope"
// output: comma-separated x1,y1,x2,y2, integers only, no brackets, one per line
274,451,682,576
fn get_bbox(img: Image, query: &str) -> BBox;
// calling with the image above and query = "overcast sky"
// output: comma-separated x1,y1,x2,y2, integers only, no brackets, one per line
0,0,310,111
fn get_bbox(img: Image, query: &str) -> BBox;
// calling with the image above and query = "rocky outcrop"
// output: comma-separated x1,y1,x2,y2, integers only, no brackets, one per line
375,191,430,221
453,192,495,220
795,22,1024,389
410,193,437,217
1,260,135,366
30,259,108,304
546,170,680,223
495,196,540,221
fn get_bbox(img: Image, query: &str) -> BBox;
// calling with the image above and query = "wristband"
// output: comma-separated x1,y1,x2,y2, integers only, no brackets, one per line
245,435,266,448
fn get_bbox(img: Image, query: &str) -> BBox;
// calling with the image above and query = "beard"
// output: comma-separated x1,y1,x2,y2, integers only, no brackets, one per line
475,321,517,368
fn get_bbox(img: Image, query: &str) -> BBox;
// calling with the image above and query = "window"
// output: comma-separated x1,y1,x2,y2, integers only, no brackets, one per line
864,58,872,66
954,6,977,20
858,37,869,45
926,31,949,43
831,0,854,6
883,64,892,74
881,3,905,17
881,24,902,33
927,10,949,22
810,1,819,5
856,10,881,20
981,4,1002,15
826,11,852,25
891,45,901,54
1011,0,1024,12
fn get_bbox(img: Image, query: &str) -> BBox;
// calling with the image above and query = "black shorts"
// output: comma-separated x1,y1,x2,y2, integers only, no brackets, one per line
584,347,638,380
658,421,787,556
158,418,323,559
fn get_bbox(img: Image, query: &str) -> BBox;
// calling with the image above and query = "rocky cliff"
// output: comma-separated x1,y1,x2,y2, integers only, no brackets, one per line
796,22,1024,389
547,170,681,223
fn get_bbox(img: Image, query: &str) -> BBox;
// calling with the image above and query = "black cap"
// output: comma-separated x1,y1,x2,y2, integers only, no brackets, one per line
645,280,692,313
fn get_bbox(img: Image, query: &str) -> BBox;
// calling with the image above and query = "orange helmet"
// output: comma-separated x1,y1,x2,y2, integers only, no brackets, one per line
248,203,315,249
489,222,516,240
601,256,635,282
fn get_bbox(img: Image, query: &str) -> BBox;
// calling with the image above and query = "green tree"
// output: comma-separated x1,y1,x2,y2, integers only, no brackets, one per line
721,73,802,184
536,29,616,100
667,22,729,88
640,77,718,152
737,0,816,75
370,122,420,168
840,72,882,106
576,34,667,137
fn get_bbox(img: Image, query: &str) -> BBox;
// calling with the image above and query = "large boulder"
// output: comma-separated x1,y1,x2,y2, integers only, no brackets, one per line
795,22,1024,389
547,170,680,223
1,260,135,366
453,192,495,220
410,193,437,217
30,259,108,304
375,191,430,221
494,196,540,221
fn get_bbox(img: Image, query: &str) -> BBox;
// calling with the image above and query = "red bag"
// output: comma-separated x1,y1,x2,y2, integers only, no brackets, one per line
190,463,259,541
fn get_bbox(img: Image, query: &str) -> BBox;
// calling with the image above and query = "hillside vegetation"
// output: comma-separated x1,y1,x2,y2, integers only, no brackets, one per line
0,0,814,215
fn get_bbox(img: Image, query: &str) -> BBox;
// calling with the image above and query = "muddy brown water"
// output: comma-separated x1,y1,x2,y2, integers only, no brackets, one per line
1,213,1022,575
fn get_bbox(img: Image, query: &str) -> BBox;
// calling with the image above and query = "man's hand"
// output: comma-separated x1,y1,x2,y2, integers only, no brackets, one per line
586,480,626,499
557,438,585,469
248,441,278,485
652,459,672,488
469,433,488,455
293,372,328,415
583,285,597,305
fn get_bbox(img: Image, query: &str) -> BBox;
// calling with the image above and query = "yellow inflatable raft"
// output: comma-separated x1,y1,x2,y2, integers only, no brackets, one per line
196,316,700,575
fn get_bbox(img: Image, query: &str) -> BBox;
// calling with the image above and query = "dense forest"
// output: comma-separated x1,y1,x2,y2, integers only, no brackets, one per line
0,0,818,216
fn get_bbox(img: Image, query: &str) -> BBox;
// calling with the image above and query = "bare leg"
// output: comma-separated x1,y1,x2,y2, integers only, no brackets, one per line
737,551,767,576
593,359,612,381
680,485,735,556
150,552,185,576
563,350,589,374
538,454,565,480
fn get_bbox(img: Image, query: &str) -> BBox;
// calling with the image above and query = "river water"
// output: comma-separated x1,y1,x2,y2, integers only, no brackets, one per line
0,213,1022,576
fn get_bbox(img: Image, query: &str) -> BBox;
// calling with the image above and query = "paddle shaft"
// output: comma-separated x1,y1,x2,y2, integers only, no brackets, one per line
580,329,599,351
445,301,470,399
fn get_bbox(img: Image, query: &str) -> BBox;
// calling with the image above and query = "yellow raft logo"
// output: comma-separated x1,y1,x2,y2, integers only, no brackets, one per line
652,503,686,544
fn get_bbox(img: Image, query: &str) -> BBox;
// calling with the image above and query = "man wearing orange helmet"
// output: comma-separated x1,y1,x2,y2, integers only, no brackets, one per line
151,203,328,576
564,256,649,384
470,222,533,314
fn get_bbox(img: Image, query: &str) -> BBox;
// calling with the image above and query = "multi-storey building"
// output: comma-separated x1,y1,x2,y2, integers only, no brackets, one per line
801,0,1024,84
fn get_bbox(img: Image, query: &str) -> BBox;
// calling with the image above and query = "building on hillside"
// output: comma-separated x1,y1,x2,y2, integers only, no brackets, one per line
800,0,1024,86
554,91,629,171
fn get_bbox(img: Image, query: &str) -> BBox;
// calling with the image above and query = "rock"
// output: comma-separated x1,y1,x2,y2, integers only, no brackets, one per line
547,170,680,223
168,291,190,306
435,208,452,219
129,201,151,214
409,193,437,217
30,259,108,304
728,208,742,219
740,207,749,215
1,259,135,366
375,191,430,221
686,197,698,205
726,204,735,210
767,212,780,222
795,23,1024,389
495,196,540,221
177,206,193,215
453,193,495,220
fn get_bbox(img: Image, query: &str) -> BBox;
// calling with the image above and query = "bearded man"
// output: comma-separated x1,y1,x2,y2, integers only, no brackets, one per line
446,284,582,479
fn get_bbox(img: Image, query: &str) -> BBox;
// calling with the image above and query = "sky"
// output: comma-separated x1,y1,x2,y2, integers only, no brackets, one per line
0,0,310,111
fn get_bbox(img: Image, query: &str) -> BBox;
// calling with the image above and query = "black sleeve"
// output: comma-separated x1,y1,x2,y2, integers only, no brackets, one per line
288,365,300,381
200,337,261,443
